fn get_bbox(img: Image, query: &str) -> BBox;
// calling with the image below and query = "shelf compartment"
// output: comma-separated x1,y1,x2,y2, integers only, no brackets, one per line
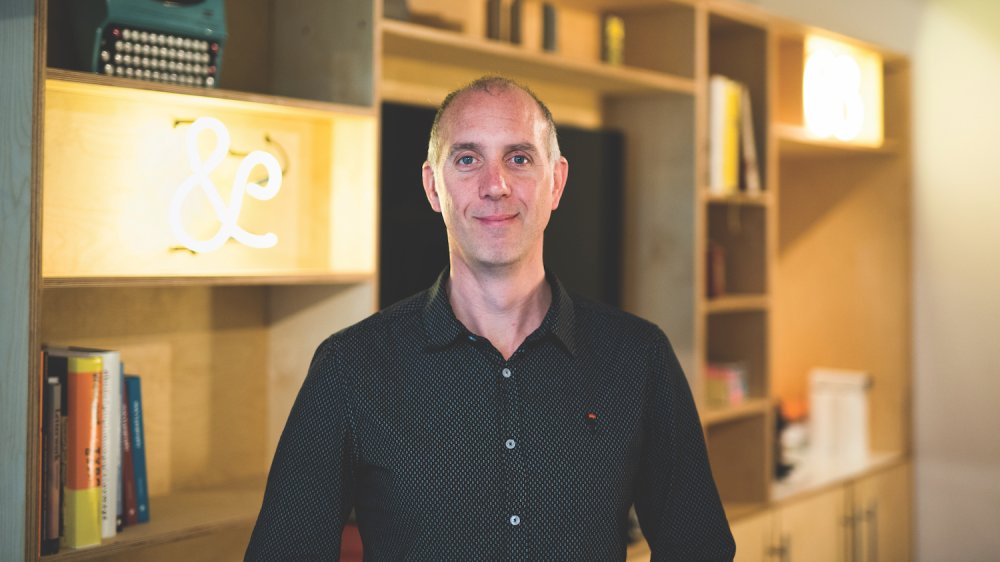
706,204,768,296
707,310,768,400
708,11,770,190
42,77,377,281
381,19,696,98
42,486,261,560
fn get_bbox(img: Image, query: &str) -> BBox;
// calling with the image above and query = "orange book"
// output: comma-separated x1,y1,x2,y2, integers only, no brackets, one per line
63,356,103,549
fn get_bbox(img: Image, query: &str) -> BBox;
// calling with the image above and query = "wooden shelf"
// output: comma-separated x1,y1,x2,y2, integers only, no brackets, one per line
775,123,900,156
381,19,696,96
42,486,263,561
702,190,773,207
705,294,769,313
42,272,376,289
46,68,376,118
551,0,697,11
701,397,771,426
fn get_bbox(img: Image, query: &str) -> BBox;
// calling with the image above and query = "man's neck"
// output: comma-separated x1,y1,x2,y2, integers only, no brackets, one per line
447,257,551,361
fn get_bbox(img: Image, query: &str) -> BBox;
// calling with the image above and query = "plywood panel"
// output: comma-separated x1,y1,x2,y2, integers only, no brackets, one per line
0,1,39,559
621,5,696,77
43,80,376,280
777,485,847,562
705,413,770,504
731,509,772,562
606,94,697,379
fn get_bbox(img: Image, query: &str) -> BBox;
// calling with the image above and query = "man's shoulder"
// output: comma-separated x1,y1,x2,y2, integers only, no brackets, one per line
570,293,666,347
320,290,429,350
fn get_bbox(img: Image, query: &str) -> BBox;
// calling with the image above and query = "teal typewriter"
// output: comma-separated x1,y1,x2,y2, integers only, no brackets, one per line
71,0,227,87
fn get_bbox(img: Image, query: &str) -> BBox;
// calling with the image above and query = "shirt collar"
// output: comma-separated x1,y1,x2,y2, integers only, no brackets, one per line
422,269,577,356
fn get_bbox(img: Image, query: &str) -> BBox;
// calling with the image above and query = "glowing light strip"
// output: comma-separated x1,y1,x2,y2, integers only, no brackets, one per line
169,116,282,253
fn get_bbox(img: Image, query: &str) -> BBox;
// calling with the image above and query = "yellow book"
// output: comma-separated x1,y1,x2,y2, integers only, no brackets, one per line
63,355,103,549
709,75,743,195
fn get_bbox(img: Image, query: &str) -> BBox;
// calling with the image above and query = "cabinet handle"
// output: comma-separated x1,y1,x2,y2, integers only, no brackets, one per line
766,534,790,562
842,511,856,562
867,501,879,562
854,507,864,562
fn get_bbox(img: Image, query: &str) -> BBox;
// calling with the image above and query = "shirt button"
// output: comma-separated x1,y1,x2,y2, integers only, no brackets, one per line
502,368,512,378
509,515,521,526
505,438,516,449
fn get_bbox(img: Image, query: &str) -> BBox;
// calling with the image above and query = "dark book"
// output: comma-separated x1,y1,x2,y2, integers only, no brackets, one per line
41,351,64,555
125,375,149,523
509,0,522,44
542,3,558,52
115,367,124,532
120,375,138,527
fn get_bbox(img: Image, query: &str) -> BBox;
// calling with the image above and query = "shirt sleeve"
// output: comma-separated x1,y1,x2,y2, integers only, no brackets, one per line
633,330,736,561
245,338,355,561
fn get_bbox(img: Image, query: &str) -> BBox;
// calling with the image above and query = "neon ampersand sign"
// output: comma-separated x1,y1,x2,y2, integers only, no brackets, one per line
169,116,283,253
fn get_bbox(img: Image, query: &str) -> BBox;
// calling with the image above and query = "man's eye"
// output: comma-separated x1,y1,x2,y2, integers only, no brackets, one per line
511,155,529,165
458,155,475,166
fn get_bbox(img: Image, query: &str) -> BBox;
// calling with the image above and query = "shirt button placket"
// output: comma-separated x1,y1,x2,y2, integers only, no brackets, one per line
498,362,527,559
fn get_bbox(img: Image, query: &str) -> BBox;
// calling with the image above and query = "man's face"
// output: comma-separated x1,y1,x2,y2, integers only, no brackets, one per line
422,88,568,272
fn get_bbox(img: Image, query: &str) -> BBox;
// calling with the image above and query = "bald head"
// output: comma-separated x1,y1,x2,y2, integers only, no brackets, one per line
426,76,560,171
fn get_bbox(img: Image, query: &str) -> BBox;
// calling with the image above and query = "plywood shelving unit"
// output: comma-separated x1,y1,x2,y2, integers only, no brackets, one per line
14,0,911,559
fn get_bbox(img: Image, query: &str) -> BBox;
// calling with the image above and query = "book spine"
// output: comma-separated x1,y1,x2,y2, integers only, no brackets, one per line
509,0,522,44
126,375,150,523
722,78,741,194
63,356,103,549
542,3,557,52
100,352,121,538
709,75,743,195
41,356,62,555
116,367,124,532
121,373,138,526
740,85,762,194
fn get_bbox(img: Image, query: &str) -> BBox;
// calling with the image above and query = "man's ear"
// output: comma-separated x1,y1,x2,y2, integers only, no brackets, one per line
422,161,442,213
550,156,569,210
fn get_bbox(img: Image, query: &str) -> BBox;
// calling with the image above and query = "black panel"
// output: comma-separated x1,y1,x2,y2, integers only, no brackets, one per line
545,124,624,307
379,102,624,308
379,103,449,308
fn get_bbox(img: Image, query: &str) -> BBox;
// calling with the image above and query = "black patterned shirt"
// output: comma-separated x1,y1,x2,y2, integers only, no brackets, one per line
245,272,735,561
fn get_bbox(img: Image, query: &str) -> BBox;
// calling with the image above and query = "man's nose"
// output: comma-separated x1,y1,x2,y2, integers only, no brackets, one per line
480,161,511,199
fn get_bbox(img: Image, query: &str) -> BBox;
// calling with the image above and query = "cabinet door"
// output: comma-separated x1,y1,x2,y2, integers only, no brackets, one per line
778,486,848,562
853,463,911,562
732,510,775,562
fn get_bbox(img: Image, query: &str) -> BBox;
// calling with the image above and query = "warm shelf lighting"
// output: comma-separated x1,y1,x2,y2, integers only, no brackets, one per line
802,35,883,146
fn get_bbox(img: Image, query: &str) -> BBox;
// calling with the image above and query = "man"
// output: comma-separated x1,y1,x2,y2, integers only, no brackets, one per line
245,76,735,561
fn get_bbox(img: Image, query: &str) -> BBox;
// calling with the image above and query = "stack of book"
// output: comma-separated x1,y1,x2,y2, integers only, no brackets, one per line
40,346,149,554
705,361,749,408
